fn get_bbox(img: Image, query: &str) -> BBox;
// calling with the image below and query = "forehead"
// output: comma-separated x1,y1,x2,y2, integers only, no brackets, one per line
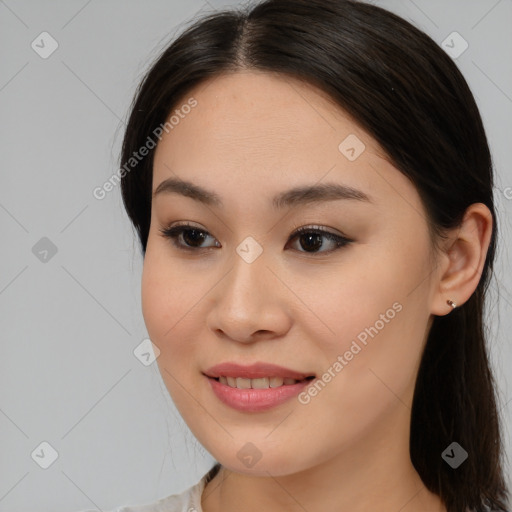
156,70,379,155
151,71,416,214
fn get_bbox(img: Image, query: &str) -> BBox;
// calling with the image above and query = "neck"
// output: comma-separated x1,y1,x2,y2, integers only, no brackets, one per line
201,404,446,512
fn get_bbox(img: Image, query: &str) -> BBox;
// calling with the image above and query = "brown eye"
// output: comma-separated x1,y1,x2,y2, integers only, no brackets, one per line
159,223,220,251
286,226,352,254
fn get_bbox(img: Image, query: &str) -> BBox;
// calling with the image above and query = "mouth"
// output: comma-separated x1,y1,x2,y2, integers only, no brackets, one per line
203,361,316,382
210,375,315,389
203,362,316,412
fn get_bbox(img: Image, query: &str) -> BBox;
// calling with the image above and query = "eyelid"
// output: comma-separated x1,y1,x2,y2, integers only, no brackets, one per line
288,222,350,240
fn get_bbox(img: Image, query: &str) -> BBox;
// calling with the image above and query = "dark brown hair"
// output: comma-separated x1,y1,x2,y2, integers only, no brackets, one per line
119,1,510,510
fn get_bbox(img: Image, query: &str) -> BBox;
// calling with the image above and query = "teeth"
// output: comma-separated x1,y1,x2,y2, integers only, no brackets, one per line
218,376,300,389
269,376,284,387
251,377,270,389
236,377,252,389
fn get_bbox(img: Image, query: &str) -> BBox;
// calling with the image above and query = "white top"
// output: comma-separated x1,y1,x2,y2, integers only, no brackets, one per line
78,469,483,511
79,471,207,512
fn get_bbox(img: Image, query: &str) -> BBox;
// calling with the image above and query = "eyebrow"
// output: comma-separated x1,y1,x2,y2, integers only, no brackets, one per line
153,177,372,209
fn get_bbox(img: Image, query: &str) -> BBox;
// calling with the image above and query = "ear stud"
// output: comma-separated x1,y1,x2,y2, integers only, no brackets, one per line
446,299,457,309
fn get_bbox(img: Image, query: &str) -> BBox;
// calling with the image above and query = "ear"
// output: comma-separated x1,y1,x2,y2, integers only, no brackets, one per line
430,203,493,316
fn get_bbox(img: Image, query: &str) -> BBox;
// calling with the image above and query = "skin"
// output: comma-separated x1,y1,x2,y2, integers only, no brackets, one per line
141,70,493,512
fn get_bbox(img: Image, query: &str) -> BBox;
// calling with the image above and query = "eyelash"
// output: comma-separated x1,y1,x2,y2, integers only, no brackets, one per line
158,222,353,255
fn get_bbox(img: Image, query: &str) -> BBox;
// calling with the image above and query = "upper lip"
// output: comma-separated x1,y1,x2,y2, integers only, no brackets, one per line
203,362,314,380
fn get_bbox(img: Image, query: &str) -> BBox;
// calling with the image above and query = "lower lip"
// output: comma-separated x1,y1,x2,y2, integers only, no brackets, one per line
206,376,312,412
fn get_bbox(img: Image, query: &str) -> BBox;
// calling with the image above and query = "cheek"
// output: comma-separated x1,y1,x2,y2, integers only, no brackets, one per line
141,260,197,417
141,251,187,367
289,249,403,354
141,243,194,340
141,255,167,342
141,249,205,390
299,244,430,411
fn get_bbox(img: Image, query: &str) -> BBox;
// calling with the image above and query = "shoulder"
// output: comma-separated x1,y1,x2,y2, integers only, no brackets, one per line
113,476,203,512
77,464,220,512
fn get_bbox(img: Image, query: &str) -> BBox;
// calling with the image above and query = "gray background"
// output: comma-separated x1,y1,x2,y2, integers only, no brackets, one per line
0,0,511,511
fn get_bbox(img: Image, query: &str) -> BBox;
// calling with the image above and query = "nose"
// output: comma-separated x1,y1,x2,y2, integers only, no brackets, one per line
206,248,292,344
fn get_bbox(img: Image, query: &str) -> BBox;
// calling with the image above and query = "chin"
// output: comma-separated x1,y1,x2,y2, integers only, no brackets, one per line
207,442,314,477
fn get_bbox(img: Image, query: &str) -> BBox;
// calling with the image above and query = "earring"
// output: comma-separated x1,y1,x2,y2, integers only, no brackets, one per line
446,299,457,309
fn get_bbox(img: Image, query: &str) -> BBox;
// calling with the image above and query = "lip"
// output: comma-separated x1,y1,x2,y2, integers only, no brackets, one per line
203,362,313,380
203,362,315,412
206,376,312,412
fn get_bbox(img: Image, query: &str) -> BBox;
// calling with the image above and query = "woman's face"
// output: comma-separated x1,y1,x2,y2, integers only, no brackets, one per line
142,71,441,476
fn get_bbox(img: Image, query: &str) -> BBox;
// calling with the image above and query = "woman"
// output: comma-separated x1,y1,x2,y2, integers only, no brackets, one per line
96,0,510,510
